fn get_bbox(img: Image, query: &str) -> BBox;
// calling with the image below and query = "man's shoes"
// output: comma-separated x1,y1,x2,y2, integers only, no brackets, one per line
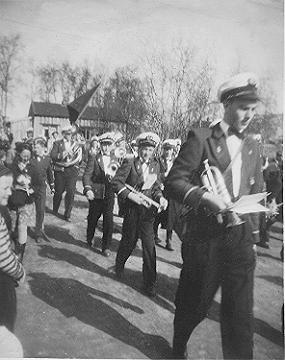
108,265,123,279
52,210,59,217
64,216,71,222
256,242,270,249
143,286,156,298
35,236,42,244
165,242,174,251
102,249,111,257
154,237,162,245
86,241,92,248
172,348,189,359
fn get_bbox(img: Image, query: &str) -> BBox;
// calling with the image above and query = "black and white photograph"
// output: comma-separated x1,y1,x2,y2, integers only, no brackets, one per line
0,0,283,358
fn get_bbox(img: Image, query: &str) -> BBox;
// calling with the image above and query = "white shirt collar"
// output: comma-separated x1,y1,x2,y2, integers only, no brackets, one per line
220,120,230,136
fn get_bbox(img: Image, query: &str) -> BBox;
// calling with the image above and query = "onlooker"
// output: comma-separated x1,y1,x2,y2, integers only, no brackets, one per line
0,165,25,332
47,131,59,154
8,143,35,262
30,137,55,242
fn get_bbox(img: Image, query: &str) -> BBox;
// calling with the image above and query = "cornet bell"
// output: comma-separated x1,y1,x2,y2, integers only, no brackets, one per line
201,159,244,227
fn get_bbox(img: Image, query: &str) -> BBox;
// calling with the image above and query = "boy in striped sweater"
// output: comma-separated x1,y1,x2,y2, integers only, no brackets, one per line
0,165,25,332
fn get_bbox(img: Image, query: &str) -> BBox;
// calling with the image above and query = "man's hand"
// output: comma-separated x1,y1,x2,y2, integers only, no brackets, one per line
127,192,151,208
17,270,26,286
86,190,95,201
159,197,168,211
200,192,227,214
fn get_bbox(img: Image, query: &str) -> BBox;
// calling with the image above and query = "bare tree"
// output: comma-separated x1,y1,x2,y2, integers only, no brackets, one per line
143,43,215,141
0,34,22,123
34,61,100,104
98,66,147,140
35,63,59,102
247,74,281,142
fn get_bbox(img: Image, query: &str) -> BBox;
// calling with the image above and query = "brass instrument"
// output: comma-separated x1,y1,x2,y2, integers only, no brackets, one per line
201,159,244,227
55,141,83,168
125,184,161,209
105,145,127,180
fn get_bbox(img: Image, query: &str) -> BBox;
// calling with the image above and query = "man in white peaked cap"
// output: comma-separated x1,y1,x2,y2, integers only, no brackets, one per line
166,72,263,359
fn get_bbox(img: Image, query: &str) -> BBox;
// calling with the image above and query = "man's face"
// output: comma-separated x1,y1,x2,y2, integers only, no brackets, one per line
53,133,58,140
34,143,45,157
224,98,258,133
163,147,174,160
0,175,13,206
101,142,112,155
27,131,33,139
63,132,72,141
20,149,31,163
139,146,155,162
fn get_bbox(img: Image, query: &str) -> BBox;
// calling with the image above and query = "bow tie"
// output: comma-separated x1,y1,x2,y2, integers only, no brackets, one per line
227,127,244,139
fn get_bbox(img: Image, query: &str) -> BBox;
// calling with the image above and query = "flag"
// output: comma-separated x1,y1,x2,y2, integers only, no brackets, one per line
67,83,100,124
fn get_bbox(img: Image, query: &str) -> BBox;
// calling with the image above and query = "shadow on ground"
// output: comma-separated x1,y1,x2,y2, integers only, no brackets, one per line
28,272,172,359
207,300,284,347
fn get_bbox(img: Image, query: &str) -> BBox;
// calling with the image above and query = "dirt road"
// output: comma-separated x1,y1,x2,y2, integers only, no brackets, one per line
15,185,284,359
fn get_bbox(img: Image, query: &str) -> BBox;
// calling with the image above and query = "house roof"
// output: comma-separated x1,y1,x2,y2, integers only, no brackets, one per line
28,101,126,123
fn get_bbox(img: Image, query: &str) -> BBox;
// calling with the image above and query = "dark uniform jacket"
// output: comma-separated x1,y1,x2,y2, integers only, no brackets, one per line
82,153,113,199
165,124,264,242
111,157,163,209
29,155,54,192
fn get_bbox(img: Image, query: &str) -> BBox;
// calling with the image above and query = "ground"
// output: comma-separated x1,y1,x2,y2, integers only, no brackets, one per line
14,182,284,359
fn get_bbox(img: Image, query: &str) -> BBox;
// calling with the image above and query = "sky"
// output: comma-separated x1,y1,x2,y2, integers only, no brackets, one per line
0,0,283,119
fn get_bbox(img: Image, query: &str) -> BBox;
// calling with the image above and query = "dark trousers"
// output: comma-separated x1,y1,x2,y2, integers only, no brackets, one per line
34,187,46,234
173,225,256,359
87,195,114,250
0,273,17,332
116,206,156,289
53,167,78,218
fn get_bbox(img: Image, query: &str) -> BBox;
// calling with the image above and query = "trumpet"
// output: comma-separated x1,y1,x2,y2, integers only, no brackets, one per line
125,184,161,209
105,146,127,180
201,159,244,227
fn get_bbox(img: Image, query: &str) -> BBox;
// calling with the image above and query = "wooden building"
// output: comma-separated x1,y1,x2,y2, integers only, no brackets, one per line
28,101,127,140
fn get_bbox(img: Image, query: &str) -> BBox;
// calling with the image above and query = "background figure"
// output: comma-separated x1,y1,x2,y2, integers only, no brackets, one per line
0,165,25,333
8,143,35,263
82,132,115,257
22,128,34,147
258,157,282,249
50,125,82,221
166,73,264,359
154,139,178,251
47,131,59,154
30,137,55,243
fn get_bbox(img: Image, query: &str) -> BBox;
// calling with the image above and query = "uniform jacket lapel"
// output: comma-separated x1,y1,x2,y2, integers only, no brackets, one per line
208,124,231,173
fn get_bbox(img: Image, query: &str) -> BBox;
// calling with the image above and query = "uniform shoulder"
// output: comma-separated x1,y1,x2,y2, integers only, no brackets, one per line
186,127,212,141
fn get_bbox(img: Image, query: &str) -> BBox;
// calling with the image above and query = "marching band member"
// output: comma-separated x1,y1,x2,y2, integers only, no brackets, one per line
22,128,34,147
29,137,55,243
88,135,99,157
110,132,168,297
50,125,82,222
82,132,115,256
165,73,264,359
154,139,177,250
